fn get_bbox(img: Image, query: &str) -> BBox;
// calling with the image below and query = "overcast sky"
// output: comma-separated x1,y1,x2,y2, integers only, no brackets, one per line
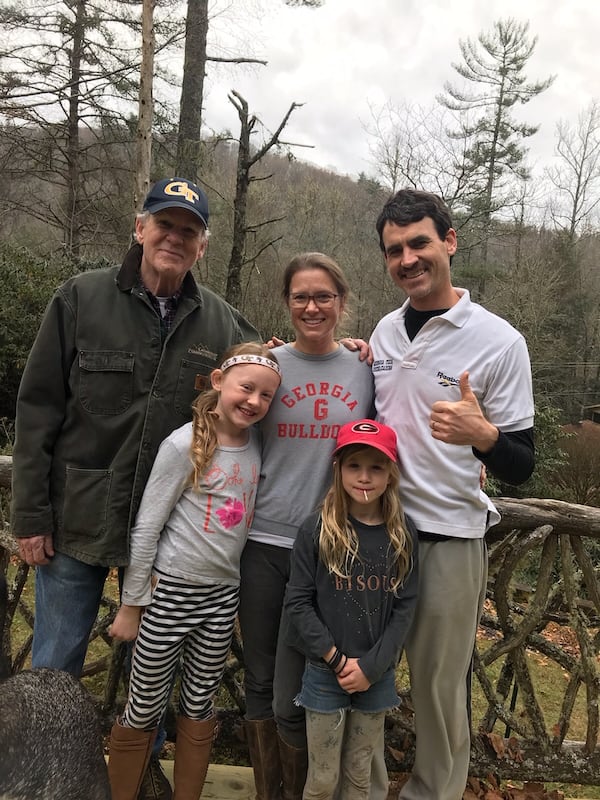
189,0,598,182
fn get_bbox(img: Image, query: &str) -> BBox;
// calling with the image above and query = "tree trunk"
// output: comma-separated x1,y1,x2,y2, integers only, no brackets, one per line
176,0,209,181
66,0,85,260
224,91,301,309
225,94,252,309
134,0,155,220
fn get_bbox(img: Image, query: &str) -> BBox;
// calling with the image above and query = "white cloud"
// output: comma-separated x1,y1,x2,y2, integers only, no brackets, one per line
200,0,599,179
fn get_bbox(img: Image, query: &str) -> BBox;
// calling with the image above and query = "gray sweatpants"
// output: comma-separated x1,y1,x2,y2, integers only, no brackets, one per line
399,538,487,800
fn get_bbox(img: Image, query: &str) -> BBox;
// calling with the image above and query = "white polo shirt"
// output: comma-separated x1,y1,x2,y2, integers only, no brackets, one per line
370,289,534,539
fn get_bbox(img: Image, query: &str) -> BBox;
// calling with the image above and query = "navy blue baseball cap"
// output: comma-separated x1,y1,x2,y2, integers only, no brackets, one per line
143,177,209,227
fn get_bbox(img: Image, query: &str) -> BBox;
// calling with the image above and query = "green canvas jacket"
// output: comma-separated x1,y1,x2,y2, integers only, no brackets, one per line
11,244,259,566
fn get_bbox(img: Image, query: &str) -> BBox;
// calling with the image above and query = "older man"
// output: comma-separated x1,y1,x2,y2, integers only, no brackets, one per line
11,177,259,799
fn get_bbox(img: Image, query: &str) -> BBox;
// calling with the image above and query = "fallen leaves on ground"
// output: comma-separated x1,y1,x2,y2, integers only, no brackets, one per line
387,774,565,800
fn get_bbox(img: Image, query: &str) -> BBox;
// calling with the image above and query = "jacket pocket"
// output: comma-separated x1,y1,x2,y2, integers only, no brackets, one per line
174,355,215,416
78,350,135,414
62,466,112,538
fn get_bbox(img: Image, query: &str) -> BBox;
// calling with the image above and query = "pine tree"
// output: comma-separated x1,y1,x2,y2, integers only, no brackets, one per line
438,18,553,298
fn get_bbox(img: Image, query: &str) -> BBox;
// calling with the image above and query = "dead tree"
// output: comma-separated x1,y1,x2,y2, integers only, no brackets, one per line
224,90,304,309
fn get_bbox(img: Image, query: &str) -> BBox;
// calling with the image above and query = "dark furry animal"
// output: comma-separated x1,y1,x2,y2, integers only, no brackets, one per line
0,574,110,800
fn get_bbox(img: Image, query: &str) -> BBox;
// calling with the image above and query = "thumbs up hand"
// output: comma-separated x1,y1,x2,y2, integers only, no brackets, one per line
458,370,477,404
429,371,499,452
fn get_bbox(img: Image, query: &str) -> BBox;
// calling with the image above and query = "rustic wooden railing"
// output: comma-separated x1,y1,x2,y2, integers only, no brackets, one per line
2,454,600,784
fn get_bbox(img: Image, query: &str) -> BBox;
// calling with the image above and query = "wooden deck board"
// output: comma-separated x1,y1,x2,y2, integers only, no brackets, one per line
160,762,255,799
110,762,595,799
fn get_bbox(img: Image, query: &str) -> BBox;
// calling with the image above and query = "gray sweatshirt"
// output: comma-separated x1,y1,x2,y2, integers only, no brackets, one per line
250,344,374,544
122,422,260,605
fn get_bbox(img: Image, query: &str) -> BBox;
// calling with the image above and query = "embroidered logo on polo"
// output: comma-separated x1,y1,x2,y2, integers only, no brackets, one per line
372,359,393,372
436,370,460,387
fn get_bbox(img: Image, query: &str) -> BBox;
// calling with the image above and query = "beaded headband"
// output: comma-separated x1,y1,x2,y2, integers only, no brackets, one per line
220,354,281,377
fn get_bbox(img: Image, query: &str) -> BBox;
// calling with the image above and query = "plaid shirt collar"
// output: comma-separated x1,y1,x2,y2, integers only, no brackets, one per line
143,286,183,333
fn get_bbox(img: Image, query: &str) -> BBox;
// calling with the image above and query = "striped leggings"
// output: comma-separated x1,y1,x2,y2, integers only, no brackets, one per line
122,575,239,730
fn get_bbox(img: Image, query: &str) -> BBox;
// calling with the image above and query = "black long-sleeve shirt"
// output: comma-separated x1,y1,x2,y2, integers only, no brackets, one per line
283,511,418,685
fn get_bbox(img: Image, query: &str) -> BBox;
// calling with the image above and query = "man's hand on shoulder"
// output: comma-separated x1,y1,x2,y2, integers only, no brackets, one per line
17,534,54,566
339,338,372,364
430,371,499,453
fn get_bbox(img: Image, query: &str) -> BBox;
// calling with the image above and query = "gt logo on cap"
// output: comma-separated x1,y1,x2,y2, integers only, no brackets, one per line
164,181,199,205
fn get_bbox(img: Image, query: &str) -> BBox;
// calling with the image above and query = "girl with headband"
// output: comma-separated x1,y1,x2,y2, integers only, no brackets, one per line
107,342,281,800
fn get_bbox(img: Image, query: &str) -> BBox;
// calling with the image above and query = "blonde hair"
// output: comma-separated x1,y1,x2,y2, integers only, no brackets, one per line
188,342,279,488
319,444,412,592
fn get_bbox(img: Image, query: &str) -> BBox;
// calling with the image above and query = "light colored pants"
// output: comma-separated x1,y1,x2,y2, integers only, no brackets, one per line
304,709,386,800
399,538,487,800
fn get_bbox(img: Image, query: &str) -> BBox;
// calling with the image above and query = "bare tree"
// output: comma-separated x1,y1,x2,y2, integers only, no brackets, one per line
364,99,423,193
224,90,304,309
175,0,323,181
0,0,144,256
175,0,209,181
541,102,600,414
363,99,485,214
546,101,600,238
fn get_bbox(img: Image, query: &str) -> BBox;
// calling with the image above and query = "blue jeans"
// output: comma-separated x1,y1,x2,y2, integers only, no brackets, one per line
296,663,400,714
33,551,167,754
32,551,109,675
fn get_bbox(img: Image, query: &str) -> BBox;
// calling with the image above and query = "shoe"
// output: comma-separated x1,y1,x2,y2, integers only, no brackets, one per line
138,754,173,800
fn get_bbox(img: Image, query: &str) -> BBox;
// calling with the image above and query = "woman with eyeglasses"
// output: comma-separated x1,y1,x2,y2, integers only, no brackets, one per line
239,253,375,800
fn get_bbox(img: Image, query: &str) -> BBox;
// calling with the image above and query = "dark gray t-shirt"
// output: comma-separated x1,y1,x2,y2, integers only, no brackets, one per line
284,510,418,683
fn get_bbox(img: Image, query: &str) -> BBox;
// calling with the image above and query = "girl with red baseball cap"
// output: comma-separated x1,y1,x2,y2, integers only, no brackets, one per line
283,419,419,798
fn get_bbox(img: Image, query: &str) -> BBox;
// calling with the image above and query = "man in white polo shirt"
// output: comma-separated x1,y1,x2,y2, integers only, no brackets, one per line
370,189,535,800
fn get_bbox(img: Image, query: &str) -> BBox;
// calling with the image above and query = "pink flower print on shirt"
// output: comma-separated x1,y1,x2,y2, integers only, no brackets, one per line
216,498,245,529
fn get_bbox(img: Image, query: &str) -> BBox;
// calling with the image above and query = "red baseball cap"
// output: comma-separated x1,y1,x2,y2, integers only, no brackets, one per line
333,419,398,463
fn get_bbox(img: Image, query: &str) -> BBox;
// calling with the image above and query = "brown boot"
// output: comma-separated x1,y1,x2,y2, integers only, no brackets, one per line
245,718,282,800
172,715,216,800
107,720,157,800
278,735,308,800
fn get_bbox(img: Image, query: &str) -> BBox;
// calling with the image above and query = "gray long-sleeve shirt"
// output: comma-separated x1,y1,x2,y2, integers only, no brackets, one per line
122,422,261,605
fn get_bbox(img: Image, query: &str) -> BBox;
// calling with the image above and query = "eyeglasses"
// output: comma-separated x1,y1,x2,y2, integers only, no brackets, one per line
289,292,339,308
